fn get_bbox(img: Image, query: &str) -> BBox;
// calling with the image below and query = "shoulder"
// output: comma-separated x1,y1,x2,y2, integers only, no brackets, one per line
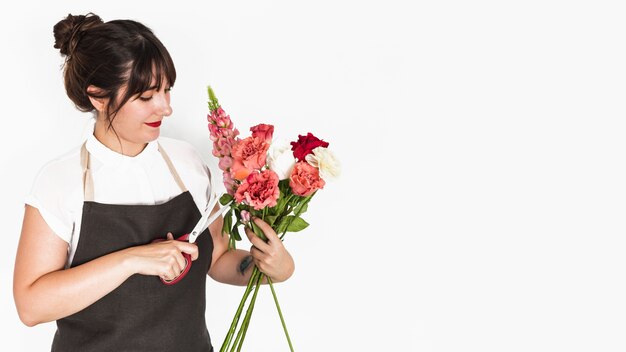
31,143,84,192
26,142,85,242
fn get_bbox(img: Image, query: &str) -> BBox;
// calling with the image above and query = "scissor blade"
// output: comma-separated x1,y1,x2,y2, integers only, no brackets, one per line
188,193,219,235
188,200,233,243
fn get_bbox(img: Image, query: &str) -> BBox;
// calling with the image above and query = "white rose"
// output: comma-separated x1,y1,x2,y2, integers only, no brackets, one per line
267,139,296,180
305,147,341,180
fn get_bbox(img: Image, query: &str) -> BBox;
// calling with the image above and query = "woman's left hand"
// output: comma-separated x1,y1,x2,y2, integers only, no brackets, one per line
245,217,295,282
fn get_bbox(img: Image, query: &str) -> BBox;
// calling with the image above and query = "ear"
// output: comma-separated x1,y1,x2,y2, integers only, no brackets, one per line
86,85,108,112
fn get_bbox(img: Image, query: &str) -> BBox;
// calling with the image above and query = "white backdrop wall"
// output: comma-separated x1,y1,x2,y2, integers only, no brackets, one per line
1,1,625,351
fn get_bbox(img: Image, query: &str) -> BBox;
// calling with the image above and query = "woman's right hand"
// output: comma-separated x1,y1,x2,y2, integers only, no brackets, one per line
123,233,199,281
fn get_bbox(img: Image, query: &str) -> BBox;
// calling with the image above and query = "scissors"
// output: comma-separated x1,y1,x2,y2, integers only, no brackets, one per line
153,191,232,285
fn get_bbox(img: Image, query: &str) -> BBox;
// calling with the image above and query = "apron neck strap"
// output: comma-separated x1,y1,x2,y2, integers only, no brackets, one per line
80,141,188,201
80,142,95,201
157,142,188,193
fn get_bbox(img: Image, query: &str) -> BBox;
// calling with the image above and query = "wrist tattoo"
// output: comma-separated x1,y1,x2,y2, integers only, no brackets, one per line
238,255,253,275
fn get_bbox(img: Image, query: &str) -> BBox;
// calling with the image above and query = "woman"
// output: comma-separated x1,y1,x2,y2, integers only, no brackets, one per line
13,12,294,351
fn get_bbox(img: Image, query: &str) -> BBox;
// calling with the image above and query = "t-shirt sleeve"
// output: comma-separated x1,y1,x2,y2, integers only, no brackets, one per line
24,161,76,243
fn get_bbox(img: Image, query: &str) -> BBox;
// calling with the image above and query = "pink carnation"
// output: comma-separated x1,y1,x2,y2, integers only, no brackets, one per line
250,124,274,143
289,161,325,196
235,169,280,210
231,136,270,181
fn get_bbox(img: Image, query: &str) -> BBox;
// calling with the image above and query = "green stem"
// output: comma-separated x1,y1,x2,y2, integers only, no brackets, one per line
220,267,260,352
268,277,295,351
231,270,264,352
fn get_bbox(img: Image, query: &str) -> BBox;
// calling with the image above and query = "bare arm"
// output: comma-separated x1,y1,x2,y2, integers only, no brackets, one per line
13,205,198,326
208,206,294,286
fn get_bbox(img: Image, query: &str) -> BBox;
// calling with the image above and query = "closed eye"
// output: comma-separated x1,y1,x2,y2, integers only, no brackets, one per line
138,86,172,102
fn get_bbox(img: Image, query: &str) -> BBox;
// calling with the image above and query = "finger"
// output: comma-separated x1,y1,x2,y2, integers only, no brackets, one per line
252,217,280,243
245,227,270,252
166,232,174,240
176,242,199,261
250,245,268,262
163,250,184,277
174,251,187,273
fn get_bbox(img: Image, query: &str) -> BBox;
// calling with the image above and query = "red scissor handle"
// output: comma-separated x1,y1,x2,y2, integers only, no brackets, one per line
151,233,192,285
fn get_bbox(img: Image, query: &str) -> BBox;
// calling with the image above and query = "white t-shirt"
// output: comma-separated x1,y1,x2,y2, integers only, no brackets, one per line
25,134,213,266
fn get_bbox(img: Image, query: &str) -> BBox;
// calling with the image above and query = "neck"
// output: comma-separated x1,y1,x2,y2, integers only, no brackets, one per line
93,119,147,157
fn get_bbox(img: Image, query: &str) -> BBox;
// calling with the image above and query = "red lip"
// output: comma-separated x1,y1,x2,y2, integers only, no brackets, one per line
145,121,162,128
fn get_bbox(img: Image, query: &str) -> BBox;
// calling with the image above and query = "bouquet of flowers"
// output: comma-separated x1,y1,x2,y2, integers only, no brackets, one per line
206,86,340,351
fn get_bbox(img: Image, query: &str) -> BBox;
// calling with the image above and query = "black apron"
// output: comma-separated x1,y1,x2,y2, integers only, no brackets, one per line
51,142,214,352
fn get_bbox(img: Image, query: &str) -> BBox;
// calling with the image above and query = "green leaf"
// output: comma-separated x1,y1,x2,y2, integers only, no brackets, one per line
223,209,232,231
274,195,287,215
250,220,268,242
293,193,315,215
219,193,233,205
231,224,242,241
279,179,290,192
276,215,309,234
265,215,278,227
275,216,289,235
221,209,232,237
286,216,309,232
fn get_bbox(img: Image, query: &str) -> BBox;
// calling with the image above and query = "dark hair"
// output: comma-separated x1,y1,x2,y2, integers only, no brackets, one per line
53,12,176,124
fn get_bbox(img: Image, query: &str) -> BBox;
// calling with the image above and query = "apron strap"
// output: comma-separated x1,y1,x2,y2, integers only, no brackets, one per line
157,142,188,193
80,142,95,202
80,141,188,201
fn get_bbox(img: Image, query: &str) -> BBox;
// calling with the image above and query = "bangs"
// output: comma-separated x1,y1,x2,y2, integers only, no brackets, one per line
126,38,176,97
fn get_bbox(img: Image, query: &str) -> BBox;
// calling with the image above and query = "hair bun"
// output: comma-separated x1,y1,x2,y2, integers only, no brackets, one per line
53,12,103,56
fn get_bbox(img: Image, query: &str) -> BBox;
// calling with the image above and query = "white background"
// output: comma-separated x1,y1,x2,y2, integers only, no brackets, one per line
1,1,625,351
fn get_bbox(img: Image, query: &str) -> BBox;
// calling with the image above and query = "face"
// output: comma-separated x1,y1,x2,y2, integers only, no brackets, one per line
97,80,173,154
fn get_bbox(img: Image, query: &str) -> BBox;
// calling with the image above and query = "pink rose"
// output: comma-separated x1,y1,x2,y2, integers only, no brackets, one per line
250,123,274,143
231,136,270,180
290,133,329,161
235,169,280,210
289,161,325,196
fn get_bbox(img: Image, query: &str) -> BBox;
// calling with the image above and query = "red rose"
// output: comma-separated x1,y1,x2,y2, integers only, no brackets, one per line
290,133,329,161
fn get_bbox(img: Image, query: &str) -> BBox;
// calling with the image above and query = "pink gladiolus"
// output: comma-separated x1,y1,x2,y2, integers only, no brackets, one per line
223,170,238,196
208,107,240,159
219,156,233,172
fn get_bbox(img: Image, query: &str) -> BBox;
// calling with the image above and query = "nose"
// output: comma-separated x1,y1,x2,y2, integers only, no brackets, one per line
155,92,173,117
162,105,173,116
